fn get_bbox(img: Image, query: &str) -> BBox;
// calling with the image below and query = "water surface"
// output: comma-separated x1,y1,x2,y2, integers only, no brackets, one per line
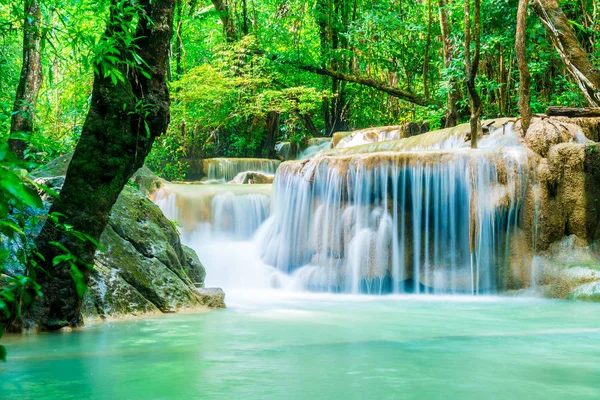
2,292,600,399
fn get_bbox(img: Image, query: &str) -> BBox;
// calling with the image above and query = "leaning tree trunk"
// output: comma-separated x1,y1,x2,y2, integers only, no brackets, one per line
464,0,482,148
29,0,175,331
532,0,600,107
438,0,459,127
10,0,42,159
516,0,532,133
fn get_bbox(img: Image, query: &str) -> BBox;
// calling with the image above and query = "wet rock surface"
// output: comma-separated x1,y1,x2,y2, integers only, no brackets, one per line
11,161,226,325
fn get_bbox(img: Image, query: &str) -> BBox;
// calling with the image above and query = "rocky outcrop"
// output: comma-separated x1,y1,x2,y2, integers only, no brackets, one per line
87,185,206,320
535,235,600,300
6,161,226,327
197,288,226,308
230,171,275,184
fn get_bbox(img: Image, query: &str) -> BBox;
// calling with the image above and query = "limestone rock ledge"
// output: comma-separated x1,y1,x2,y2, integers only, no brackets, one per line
536,235,600,301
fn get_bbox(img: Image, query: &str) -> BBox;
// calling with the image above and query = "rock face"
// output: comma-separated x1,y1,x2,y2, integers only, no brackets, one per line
8,160,226,327
535,235,600,300
197,288,226,308
88,186,207,320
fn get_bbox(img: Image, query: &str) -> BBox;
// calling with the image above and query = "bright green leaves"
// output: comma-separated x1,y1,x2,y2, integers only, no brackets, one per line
90,0,152,87
48,242,89,299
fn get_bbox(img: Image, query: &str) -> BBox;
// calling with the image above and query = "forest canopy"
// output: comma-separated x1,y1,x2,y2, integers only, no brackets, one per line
0,0,597,179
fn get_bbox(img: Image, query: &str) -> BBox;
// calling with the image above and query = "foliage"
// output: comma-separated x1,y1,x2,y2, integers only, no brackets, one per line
0,133,99,359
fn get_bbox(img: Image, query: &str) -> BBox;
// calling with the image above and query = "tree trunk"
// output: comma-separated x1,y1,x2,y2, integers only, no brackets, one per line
438,0,459,127
175,0,185,76
516,0,532,133
532,0,600,106
423,0,433,99
211,0,237,42
10,0,42,159
546,106,600,117
29,0,175,331
464,0,482,148
262,111,280,158
242,0,250,35
300,113,319,137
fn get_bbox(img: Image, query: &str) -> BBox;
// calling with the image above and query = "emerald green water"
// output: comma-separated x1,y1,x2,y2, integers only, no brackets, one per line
2,292,600,399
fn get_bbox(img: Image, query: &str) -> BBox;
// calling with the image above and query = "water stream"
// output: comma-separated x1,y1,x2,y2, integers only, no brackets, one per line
2,293,600,399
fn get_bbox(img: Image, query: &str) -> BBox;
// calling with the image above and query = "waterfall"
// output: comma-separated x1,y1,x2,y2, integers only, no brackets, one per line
154,183,291,289
154,121,542,295
203,158,281,182
257,124,535,294
154,183,271,239
299,138,332,159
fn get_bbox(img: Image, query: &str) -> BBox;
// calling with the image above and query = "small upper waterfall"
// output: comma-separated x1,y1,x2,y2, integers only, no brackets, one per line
275,138,333,160
202,158,281,182
154,183,271,239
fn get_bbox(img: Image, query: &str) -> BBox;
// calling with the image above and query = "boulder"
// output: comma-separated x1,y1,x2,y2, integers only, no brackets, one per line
197,288,226,308
230,171,275,184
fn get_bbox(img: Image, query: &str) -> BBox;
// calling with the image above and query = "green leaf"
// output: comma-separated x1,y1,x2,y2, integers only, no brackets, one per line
0,345,6,362
70,265,87,298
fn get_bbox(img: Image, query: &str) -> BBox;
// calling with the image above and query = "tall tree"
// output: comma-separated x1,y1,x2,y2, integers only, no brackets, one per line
515,0,532,133
532,0,600,107
464,0,482,148
9,0,42,159
438,0,459,127
212,0,237,42
29,0,175,330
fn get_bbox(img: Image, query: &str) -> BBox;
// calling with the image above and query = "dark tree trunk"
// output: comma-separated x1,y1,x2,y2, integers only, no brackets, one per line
300,114,319,137
262,111,280,159
464,0,482,148
516,0,532,133
10,0,42,159
532,0,600,106
242,0,250,35
423,0,433,99
175,0,185,76
438,0,459,127
29,0,175,331
211,0,237,42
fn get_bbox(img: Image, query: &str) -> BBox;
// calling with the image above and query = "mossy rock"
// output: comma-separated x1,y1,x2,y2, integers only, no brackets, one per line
569,281,600,301
92,187,203,314
24,156,218,322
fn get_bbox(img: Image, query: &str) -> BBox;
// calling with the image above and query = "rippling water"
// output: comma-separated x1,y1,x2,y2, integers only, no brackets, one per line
2,292,600,399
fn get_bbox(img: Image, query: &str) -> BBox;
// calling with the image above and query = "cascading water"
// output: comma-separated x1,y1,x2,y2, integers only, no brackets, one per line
258,140,532,294
155,121,551,295
275,138,333,160
202,158,280,182
154,183,291,289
